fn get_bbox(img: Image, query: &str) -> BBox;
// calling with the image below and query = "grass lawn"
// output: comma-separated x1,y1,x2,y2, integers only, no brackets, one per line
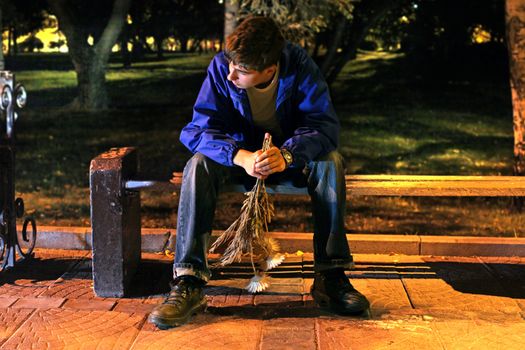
9,50,523,237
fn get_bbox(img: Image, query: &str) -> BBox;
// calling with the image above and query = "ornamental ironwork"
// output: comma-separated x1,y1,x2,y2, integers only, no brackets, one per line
0,71,36,271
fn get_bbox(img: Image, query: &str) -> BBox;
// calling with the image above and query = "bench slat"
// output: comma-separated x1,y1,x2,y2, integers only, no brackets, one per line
126,174,525,197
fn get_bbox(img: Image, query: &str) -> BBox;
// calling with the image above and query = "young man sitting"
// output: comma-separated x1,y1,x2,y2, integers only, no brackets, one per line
148,16,369,329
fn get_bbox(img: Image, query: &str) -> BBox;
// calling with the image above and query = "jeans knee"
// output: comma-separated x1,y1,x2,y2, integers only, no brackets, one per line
183,153,212,175
312,151,345,173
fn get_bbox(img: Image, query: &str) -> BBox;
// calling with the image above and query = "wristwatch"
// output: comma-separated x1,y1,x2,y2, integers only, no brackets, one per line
280,148,293,168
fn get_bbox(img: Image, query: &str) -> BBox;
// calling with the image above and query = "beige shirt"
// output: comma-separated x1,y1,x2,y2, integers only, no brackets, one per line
246,64,283,139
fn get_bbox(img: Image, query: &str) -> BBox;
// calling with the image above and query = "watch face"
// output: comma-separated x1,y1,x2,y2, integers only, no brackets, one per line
281,149,293,165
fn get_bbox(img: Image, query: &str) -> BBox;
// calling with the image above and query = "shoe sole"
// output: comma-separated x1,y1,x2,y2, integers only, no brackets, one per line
148,299,207,329
311,289,369,315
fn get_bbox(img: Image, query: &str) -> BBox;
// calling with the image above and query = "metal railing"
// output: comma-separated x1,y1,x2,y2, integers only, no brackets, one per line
0,71,36,272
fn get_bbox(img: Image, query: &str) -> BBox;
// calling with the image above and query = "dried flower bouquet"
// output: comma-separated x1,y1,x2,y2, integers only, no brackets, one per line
209,134,284,293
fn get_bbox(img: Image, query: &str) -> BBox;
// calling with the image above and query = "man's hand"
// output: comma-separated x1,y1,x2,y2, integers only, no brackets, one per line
233,149,267,179
255,146,286,176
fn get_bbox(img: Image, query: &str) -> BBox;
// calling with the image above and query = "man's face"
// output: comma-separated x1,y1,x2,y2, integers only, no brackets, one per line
227,62,276,89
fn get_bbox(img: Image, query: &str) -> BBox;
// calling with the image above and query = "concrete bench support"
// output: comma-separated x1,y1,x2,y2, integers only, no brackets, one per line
89,147,141,297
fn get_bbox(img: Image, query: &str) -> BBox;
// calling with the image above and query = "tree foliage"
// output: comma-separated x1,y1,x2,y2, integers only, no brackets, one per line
237,0,405,84
239,0,354,44
1,0,48,55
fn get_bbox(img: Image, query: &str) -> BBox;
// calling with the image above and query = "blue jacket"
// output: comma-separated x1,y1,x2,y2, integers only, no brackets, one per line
180,42,340,168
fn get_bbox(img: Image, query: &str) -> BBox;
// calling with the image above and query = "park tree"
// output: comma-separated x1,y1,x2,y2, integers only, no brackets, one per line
47,0,131,111
225,0,240,42
237,0,407,84
1,0,48,56
127,0,175,59
506,0,525,177
170,0,223,53
319,0,406,84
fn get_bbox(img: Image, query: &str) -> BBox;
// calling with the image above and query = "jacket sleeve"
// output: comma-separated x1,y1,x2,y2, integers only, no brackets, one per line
281,52,340,167
179,56,240,166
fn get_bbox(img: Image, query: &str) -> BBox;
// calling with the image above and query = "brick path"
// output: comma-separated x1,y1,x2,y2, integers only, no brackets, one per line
1,249,524,349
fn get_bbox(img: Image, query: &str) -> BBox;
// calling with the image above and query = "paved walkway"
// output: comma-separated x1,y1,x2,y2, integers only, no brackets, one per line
1,249,524,349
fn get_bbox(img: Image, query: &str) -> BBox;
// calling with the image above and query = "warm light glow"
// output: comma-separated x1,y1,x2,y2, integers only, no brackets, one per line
472,25,491,44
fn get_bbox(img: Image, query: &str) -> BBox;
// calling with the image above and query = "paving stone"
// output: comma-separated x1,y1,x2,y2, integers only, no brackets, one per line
144,297,164,305
402,278,523,320
0,308,34,344
419,257,499,284
62,298,116,311
264,280,304,294
3,249,525,349
351,279,413,318
113,301,156,314
316,318,443,350
0,298,17,308
260,318,315,350
40,278,95,299
11,297,65,309
131,315,262,350
207,294,228,308
0,252,86,298
0,279,55,298
204,279,255,308
207,278,249,291
0,309,145,350
479,256,525,304
223,294,254,307
430,319,525,349
254,294,303,308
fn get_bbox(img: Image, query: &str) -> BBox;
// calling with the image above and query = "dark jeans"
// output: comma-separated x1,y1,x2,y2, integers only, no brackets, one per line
173,151,353,282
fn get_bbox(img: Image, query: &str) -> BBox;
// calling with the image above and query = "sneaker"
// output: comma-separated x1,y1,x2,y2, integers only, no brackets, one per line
311,268,369,315
148,276,207,329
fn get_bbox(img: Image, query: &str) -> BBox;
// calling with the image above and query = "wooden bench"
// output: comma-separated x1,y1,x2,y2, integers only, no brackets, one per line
90,147,525,297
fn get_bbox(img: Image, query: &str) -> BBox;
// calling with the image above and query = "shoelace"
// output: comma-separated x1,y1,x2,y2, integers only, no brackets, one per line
163,283,191,306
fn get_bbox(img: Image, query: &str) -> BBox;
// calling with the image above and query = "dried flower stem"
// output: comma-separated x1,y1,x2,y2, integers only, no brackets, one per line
210,135,277,271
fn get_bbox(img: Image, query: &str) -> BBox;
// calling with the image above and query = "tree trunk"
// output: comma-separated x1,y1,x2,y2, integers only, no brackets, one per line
7,26,12,56
180,36,189,52
73,52,109,109
325,0,403,85
155,35,164,59
224,0,239,42
506,0,525,178
320,15,347,76
120,36,131,68
12,26,17,55
48,0,131,111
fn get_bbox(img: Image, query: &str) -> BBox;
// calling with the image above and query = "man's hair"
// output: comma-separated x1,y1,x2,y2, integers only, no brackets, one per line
225,16,285,72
